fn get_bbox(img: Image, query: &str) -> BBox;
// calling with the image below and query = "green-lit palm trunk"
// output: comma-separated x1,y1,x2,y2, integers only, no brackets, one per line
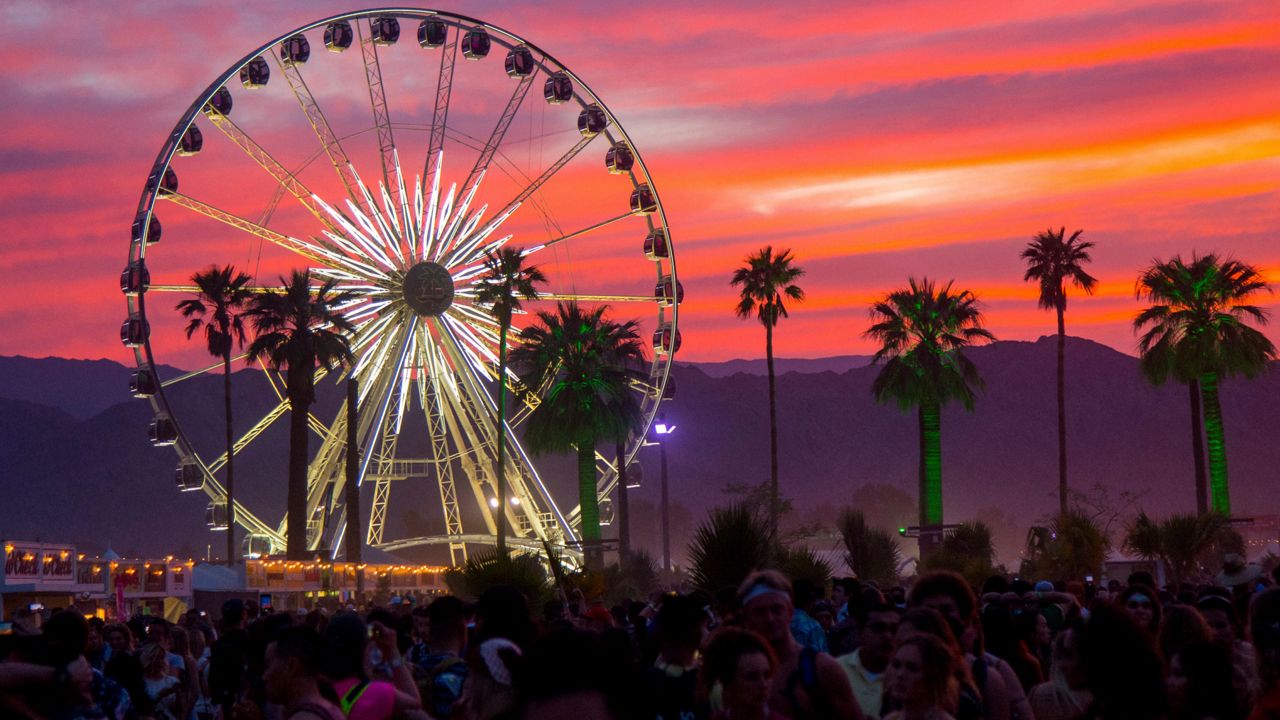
223,350,236,566
765,318,779,538
494,321,509,556
286,366,313,561
577,441,602,570
1199,372,1230,514
918,401,943,535
1055,301,1068,516
1188,379,1209,515
615,440,630,560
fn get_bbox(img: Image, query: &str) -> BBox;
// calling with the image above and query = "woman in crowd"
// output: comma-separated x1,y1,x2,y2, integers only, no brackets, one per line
1027,623,1091,720
142,642,184,720
884,634,960,720
1119,585,1163,637
1166,641,1242,720
701,627,787,720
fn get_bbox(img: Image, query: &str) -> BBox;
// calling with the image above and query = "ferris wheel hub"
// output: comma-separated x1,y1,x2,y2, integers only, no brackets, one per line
402,261,455,316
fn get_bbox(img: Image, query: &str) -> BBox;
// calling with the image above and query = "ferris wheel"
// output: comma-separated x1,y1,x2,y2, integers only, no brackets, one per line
119,9,679,564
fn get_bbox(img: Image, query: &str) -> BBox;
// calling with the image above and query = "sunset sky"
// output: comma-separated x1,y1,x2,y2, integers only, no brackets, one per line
1,0,1277,366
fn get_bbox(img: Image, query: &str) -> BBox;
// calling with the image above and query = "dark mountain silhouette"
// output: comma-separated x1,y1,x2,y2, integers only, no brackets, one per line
2,337,1278,560
680,355,872,378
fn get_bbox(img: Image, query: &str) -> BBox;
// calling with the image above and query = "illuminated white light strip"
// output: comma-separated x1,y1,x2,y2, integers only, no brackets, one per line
379,182,406,265
437,319,575,540
410,176,424,260
422,152,443,261
445,204,520,269
433,183,457,262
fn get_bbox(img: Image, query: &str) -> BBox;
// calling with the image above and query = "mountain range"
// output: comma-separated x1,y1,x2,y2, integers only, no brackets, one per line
2,337,1278,565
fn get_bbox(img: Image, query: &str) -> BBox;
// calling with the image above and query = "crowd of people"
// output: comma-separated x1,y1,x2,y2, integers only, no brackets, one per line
4,560,1280,720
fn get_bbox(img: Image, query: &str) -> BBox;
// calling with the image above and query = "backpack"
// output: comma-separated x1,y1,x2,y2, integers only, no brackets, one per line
413,653,467,718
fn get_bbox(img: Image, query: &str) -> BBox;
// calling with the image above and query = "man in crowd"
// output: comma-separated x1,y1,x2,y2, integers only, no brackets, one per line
737,570,863,720
837,602,900,717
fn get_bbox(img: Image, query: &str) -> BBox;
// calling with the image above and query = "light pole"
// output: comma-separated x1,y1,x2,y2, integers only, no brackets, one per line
653,417,675,572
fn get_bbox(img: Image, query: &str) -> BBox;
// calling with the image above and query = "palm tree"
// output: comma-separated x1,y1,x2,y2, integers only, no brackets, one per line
246,270,355,560
510,302,646,571
176,265,253,566
837,508,902,584
1023,510,1110,581
474,247,546,556
865,278,994,552
1021,227,1097,515
1125,511,1228,584
731,246,805,538
687,505,775,593
1134,254,1276,514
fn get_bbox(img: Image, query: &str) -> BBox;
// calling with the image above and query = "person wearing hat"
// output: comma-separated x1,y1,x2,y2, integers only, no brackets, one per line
1217,554,1263,589
457,638,522,720
1197,592,1258,711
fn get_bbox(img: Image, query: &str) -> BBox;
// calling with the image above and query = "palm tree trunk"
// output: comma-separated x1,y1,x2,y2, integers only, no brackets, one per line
1056,302,1068,516
1189,379,1209,515
1199,372,1230,515
921,402,943,526
495,321,509,556
616,440,630,561
578,441,602,570
765,320,779,539
223,350,236,566
345,378,362,566
286,372,311,561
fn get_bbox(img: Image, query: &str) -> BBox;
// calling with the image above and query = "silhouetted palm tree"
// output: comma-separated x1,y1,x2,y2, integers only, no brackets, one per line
177,265,253,565
510,302,646,571
1021,227,1097,515
1135,254,1275,514
246,270,355,560
474,247,546,556
865,278,994,552
1125,511,1228,584
731,246,805,538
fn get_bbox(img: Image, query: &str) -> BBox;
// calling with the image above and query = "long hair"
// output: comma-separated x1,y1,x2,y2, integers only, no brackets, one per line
893,633,960,712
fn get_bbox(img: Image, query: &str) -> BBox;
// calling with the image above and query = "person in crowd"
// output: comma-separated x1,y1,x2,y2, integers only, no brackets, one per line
700,627,786,720
141,642,184,720
407,605,432,667
320,612,422,720
892,608,985,720
811,601,836,635
457,637,523,720
189,624,215,720
832,578,859,624
1015,611,1053,680
169,625,199,720
103,622,134,664
1167,641,1243,720
475,585,536,650
736,570,863,719
1158,605,1214,667
263,626,345,720
909,571,1029,720
410,595,469,719
884,633,960,720
208,598,249,720
518,628,645,720
1028,623,1091,720
147,621,186,677
789,579,828,653
1118,585,1162,637
837,601,900,718
1199,591,1260,706
85,619,107,673
647,593,709,720
981,605,1042,692
1076,602,1165,720
1249,587,1280,718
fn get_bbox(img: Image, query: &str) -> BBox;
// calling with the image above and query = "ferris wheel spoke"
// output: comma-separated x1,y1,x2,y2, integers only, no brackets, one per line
157,191,380,279
423,28,458,189
272,52,373,217
358,21,398,200
159,351,251,388
434,318,576,542
513,210,639,261
442,133,599,268
201,108,347,240
439,63,540,262
205,400,290,475
534,292,656,304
